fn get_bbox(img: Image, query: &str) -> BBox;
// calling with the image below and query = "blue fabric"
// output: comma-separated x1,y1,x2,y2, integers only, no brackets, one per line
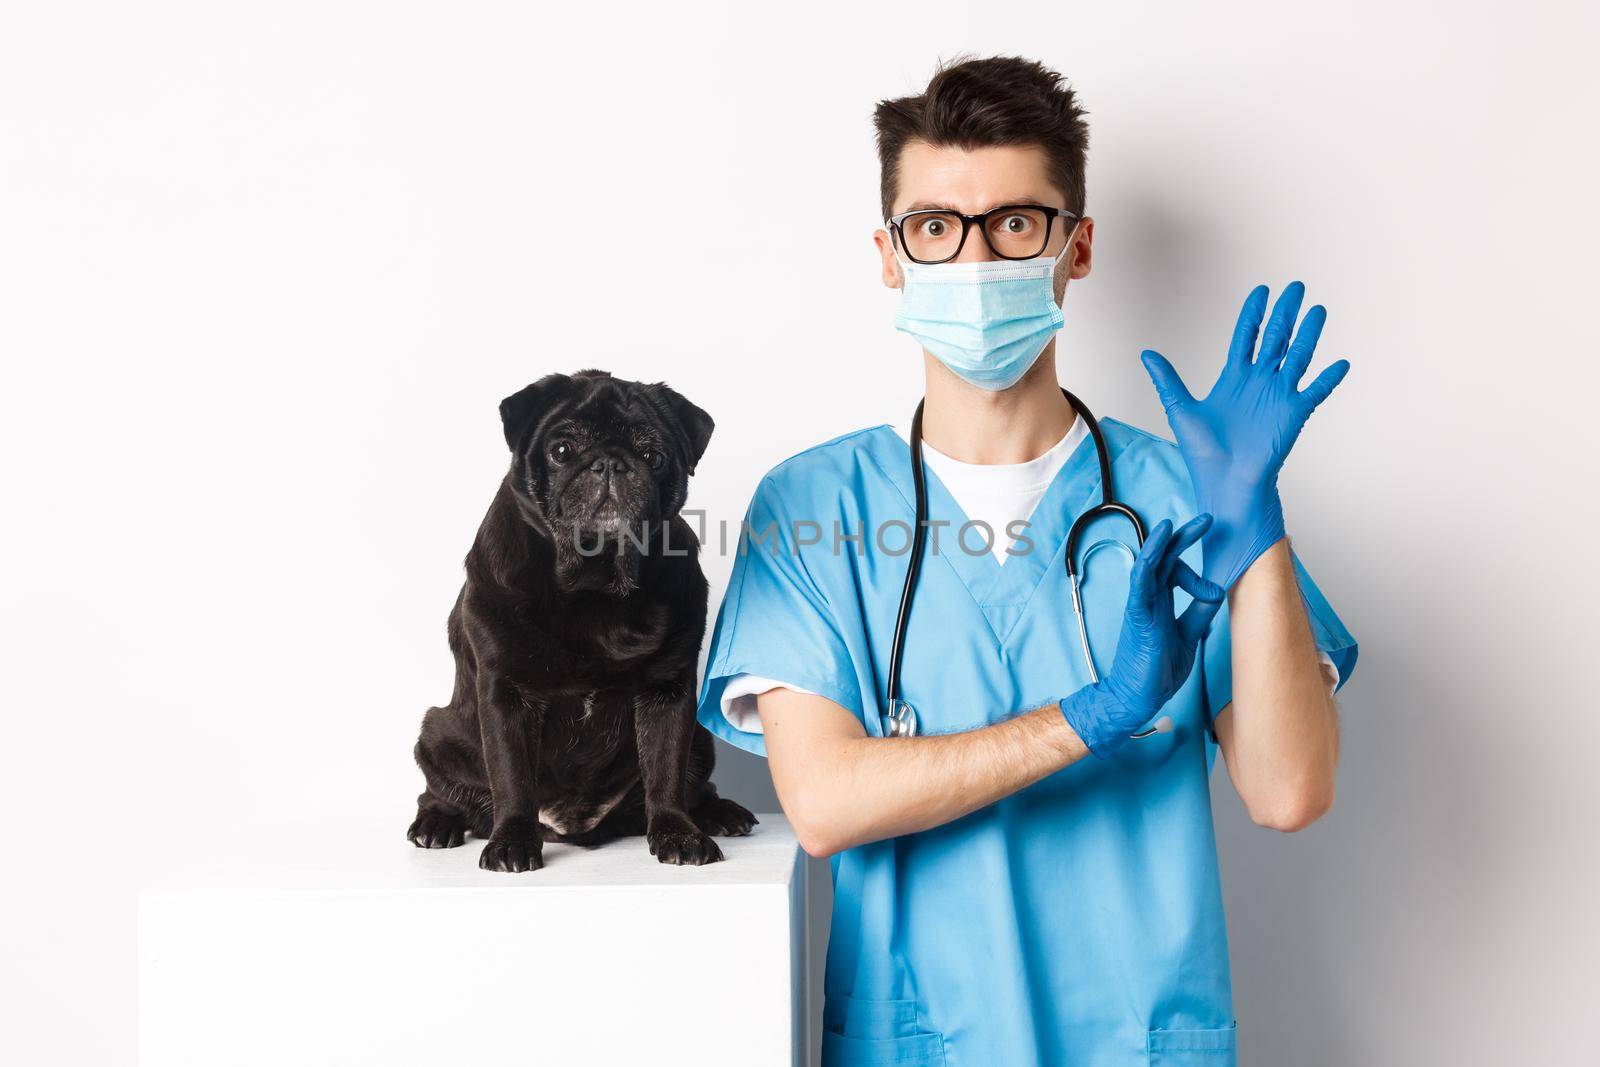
697,420,1357,1066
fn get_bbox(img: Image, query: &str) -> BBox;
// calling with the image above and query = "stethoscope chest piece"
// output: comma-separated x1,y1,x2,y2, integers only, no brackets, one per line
885,699,919,738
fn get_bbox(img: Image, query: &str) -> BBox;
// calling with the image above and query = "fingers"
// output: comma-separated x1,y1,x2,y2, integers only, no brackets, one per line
1127,512,1224,648
1280,303,1326,381
1154,512,1213,585
1171,560,1224,604
1227,285,1269,368
1298,358,1351,411
1140,350,1194,413
1177,591,1225,648
1141,517,1175,562
1128,518,1174,600
1255,280,1305,369
1165,513,1214,562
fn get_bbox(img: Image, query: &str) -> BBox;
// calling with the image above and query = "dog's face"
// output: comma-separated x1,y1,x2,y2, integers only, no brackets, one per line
498,370,712,592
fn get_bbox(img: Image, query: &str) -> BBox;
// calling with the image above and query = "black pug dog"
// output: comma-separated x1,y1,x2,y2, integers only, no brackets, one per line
407,370,756,872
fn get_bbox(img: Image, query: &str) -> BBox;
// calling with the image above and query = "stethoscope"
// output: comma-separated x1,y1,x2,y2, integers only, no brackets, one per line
883,388,1173,741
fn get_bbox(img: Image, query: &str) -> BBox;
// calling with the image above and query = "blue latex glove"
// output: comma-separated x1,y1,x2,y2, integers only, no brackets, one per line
1140,281,1351,590
1059,515,1225,758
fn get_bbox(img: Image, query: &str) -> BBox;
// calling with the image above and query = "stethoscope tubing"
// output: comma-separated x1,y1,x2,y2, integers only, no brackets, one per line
883,400,930,739
885,388,1167,741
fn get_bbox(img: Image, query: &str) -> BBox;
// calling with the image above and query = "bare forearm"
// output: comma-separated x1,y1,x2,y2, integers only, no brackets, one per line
759,690,1088,856
1217,539,1339,830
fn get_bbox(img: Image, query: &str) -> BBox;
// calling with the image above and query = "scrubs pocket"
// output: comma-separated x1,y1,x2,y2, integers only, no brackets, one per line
1147,1024,1238,1066
822,994,946,1066
822,1030,946,1066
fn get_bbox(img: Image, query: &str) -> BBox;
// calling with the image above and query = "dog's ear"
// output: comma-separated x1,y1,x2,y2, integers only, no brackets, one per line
499,375,567,452
648,382,714,474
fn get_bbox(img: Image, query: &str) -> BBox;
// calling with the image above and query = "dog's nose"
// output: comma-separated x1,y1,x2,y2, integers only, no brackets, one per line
589,455,631,474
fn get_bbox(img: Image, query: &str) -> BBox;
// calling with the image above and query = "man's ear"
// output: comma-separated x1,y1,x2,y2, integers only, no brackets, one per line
499,374,567,452
647,382,714,474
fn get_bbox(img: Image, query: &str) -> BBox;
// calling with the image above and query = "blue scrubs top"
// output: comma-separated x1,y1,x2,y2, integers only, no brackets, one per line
697,420,1357,1067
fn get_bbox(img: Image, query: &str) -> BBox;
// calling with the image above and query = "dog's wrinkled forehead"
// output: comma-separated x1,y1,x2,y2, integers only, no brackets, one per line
500,370,714,473
555,381,665,444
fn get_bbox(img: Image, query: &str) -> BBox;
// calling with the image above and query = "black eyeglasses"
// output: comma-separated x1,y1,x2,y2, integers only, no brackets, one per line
886,203,1080,265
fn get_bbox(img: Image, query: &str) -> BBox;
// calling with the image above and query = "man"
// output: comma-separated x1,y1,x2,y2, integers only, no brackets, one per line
696,55,1355,1066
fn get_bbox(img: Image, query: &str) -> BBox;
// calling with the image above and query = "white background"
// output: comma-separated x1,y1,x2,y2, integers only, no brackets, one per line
3,2,1597,1063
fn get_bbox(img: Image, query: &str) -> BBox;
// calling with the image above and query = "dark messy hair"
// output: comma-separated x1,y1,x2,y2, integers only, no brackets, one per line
872,55,1090,221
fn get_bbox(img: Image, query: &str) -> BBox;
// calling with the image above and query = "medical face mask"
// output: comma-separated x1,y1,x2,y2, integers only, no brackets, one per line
893,242,1071,391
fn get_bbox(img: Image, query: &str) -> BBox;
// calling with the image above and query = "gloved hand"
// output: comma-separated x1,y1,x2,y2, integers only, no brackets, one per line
1059,515,1225,758
1140,281,1351,590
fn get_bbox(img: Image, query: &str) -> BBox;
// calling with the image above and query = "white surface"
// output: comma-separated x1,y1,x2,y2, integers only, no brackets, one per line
3,4,1598,1065
139,815,803,1067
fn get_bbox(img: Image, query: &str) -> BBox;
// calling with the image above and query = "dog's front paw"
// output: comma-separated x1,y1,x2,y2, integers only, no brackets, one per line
692,796,758,838
479,836,544,873
408,809,467,849
649,825,724,866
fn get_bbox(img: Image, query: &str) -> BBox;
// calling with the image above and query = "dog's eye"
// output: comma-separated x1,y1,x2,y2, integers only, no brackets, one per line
641,449,666,471
549,441,574,464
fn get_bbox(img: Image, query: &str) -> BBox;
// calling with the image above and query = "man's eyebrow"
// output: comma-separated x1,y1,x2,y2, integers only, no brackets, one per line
900,196,1053,213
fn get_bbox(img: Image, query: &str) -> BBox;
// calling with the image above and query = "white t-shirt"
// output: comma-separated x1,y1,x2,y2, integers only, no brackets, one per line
907,417,1089,564
718,421,1338,733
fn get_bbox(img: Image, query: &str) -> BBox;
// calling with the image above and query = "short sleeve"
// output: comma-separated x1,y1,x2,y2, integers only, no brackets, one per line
1201,547,1358,726
696,477,866,758
717,675,819,734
